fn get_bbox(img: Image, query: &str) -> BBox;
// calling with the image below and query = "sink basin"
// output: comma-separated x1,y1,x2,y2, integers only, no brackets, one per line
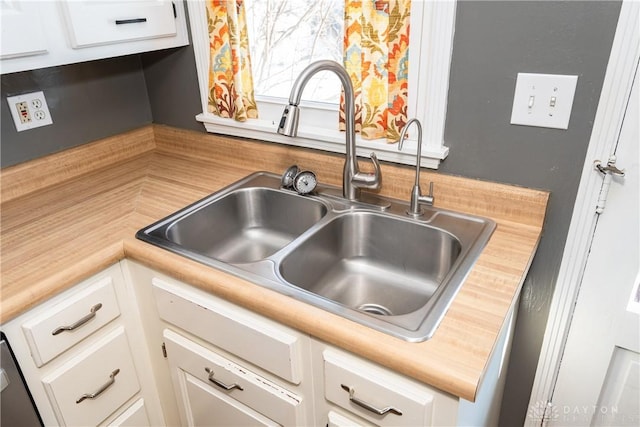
136,172,496,341
279,212,461,316
146,187,327,264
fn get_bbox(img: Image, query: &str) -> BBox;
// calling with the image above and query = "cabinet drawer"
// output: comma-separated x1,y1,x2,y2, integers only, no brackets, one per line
22,276,121,367
153,278,303,384
328,410,376,427
164,329,304,427
106,398,149,427
324,350,434,427
42,327,140,427
61,0,177,48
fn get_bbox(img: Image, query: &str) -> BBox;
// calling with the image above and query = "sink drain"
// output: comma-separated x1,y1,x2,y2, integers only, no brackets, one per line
357,303,393,316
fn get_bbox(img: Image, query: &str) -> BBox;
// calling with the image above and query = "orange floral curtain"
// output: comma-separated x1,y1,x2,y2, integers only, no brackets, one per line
206,0,258,121
340,0,411,142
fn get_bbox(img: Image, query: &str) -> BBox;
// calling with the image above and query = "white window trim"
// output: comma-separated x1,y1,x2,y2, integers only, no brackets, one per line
187,0,455,169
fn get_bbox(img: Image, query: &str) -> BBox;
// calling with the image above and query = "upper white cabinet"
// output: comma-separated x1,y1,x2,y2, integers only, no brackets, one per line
0,0,48,59
61,1,178,48
0,0,188,74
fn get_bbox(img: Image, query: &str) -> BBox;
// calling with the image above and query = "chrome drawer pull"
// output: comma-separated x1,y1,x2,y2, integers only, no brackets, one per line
340,384,402,416
205,367,243,391
76,369,119,404
52,303,103,336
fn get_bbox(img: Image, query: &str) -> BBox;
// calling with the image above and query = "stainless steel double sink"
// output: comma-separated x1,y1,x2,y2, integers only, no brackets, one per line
136,172,496,341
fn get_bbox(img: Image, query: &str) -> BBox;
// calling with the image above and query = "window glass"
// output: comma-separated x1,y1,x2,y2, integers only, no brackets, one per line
245,0,344,105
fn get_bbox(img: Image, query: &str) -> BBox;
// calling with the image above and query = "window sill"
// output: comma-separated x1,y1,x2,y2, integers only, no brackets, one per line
196,113,449,169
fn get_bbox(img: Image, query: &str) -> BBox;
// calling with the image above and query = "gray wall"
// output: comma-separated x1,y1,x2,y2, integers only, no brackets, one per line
1,56,152,167
0,1,622,425
141,43,202,132
441,2,621,425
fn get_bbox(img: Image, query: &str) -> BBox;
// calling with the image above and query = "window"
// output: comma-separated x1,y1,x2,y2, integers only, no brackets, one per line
245,0,344,104
188,1,455,168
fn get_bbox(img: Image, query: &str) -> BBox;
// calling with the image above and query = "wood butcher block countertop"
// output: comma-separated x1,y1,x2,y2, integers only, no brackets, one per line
0,125,549,402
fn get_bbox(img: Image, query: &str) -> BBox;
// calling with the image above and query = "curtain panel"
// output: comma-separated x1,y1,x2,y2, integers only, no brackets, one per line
340,0,411,142
206,0,258,121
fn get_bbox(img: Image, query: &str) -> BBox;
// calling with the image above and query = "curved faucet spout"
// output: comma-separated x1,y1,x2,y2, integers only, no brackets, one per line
398,118,434,216
277,60,381,201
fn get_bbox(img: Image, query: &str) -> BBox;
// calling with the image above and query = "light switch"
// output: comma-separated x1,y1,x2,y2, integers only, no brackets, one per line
510,73,578,130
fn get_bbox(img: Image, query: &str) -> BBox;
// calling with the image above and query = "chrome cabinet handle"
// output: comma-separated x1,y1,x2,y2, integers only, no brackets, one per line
52,303,103,335
76,369,119,404
340,384,402,416
205,367,243,391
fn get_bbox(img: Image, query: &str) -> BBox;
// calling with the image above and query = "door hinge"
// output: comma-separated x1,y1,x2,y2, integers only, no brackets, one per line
593,155,626,214
162,342,167,358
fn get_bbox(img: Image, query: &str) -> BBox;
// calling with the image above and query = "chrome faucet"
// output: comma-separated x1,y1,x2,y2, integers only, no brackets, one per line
277,60,381,201
398,118,434,217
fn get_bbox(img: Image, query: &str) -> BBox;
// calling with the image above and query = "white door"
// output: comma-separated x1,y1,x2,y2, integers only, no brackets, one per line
548,64,639,426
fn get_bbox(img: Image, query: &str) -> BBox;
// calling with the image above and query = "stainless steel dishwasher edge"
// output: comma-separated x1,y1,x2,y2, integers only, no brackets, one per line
1,332,43,426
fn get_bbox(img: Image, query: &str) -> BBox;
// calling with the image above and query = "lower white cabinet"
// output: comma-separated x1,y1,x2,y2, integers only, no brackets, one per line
164,329,304,426
125,261,471,427
182,372,278,427
1,264,164,426
6,260,507,426
327,410,376,427
107,398,150,427
323,349,436,426
42,326,140,426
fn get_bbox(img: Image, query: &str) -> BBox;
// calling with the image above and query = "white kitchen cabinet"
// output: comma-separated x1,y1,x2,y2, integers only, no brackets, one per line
153,277,304,385
327,410,376,427
21,276,121,367
124,260,514,427
0,0,48,59
124,261,316,426
107,398,150,426
316,344,459,427
164,329,305,426
0,264,164,426
0,0,188,74
42,326,140,426
61,0,179,48
181,372,278,427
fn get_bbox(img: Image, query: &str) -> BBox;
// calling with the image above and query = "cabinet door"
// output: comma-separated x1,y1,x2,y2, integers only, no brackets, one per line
163,329,304,426
328,410,376,427
0,0,48,58
183,374,278,427
107,398,149,427
61,0,177,48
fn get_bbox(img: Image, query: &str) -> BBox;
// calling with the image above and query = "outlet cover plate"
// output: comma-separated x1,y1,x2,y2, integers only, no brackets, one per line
7,91,53,132
510,73,578,130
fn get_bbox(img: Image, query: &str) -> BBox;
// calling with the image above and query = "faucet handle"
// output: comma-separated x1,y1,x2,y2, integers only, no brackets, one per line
422,181,435,205
369,152,381,178
353,152,382,190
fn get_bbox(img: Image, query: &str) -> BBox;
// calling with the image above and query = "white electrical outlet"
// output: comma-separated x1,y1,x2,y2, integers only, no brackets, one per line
7,91,53,132
510,73,578,130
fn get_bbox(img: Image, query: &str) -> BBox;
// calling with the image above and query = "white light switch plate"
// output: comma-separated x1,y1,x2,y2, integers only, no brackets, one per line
510,73,578,129
6,91,53,132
